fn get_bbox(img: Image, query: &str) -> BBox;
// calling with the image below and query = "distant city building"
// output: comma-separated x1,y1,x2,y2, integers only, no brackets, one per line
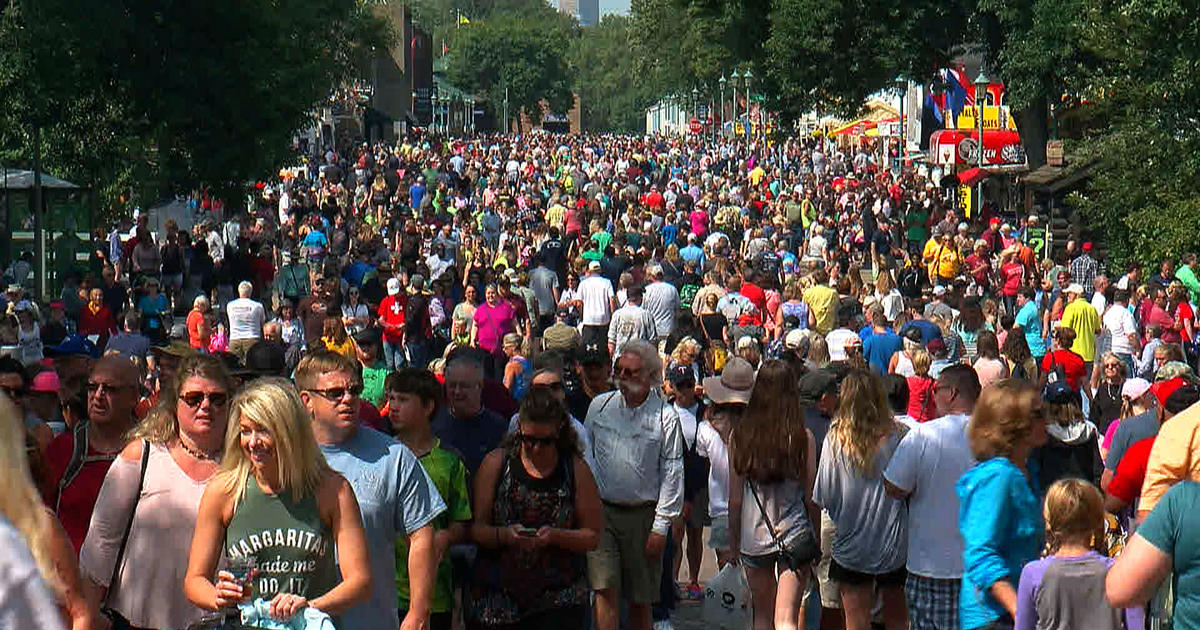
559,0,597,26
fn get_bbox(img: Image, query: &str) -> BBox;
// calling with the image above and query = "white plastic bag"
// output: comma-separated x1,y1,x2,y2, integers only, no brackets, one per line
702,563,753,630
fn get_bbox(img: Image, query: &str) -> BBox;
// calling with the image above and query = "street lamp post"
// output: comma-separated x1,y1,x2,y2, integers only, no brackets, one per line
973,69,990,220
894,75,906,172
743,69,753,138
718,75,727,138
730,69,741,132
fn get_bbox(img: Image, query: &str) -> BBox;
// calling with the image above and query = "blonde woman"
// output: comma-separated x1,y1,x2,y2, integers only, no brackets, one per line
80,355,233,630
0,394,73,629
873,272,904,324
813,369,909,630
184,379,371,622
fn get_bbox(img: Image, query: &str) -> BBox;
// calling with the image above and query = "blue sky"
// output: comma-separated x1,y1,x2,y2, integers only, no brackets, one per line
599,0,629,15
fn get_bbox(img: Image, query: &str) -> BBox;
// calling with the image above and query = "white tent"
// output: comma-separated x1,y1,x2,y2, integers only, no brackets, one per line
146,198,197,235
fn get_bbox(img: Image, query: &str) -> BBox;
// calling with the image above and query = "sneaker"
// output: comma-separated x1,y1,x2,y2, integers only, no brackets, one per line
685,582,705,600
653,620,675,630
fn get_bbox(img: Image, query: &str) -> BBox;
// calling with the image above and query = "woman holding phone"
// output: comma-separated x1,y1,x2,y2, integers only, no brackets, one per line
466,388,603,629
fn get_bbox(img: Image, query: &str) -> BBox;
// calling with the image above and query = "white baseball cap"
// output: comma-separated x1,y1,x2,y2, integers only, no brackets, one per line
387,278,401,295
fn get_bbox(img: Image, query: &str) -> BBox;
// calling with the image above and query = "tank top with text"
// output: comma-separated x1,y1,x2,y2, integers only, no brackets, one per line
224,475,338,602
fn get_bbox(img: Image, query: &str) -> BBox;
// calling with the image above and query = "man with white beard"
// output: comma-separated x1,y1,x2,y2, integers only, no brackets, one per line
584,339,684,630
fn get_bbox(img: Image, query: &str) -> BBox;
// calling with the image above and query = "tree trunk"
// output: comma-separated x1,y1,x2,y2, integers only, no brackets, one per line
1015,94,1049,169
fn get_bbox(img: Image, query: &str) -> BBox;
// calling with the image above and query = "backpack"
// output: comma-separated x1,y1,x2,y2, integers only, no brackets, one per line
55,421,117,514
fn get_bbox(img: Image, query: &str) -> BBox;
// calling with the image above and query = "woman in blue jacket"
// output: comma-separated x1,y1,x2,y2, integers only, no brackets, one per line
957,379,1048,629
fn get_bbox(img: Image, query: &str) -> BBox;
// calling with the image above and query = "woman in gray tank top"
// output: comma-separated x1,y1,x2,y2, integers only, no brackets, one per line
184,378,372,626
727,360,819,630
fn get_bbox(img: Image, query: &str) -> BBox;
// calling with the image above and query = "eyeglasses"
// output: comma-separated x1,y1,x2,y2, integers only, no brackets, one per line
1104,363,1121,370
518,431,558,447
532,381,564,392
307,385,363,401
180,391,229,408
87,382,130,396
613,366,643,379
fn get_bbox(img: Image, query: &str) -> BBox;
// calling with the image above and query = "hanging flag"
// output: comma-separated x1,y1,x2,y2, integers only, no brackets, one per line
442,39,448,56
458,13,470,25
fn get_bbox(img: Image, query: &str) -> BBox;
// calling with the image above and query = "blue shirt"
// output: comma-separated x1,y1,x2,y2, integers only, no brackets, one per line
661,223,679,248
957,457,1043,630
863,329,903,375
680,244,705,269
137,294,169,329
409,183,427,209
319,427,446,630
900,319,943,345
1015,301,1045,357
302,230,327,251
431,407,509,475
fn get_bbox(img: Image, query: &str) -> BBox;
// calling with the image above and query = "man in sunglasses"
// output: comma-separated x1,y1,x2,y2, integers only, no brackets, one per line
584,339,683,630
297,351,446,630
44,356,140,551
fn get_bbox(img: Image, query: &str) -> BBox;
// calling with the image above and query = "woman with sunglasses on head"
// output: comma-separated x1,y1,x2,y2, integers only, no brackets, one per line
341,287,371,336
79,355,234,630
467,387,603,630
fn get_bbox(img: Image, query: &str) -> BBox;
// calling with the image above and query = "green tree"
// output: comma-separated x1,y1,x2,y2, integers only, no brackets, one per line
1,0,391,207
446,8,575,129
572,15,656,132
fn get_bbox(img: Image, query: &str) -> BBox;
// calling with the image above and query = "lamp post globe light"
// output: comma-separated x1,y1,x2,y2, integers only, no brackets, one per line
719,75,727,137
973,68,990,218
743,68,753,136
731,69,741,127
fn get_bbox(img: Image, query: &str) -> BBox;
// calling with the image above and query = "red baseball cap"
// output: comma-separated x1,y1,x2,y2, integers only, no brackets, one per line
989,217,1001,225
1083,242,1094,252
1151,377,1187,408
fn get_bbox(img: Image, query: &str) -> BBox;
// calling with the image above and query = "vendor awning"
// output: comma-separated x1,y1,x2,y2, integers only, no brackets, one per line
829,119,875,137
929,128,1027,167
958,167,990,186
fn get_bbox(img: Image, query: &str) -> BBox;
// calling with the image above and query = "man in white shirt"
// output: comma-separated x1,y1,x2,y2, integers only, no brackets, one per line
585,340,683,630
1104,288,1140,372
226,281,266,362
608,285,657,358
883,364,981,630
642,266,680,343
579,260,616,348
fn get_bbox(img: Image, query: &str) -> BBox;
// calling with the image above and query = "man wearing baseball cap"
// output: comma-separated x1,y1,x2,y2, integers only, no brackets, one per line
378,276,408,370
1137,378,1200,518
578,260,616,349
1069,241,1100,299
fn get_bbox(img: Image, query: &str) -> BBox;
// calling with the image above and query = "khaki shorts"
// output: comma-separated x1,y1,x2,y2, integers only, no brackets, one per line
803,509,841,609
708,514,729,551
587,503,662,604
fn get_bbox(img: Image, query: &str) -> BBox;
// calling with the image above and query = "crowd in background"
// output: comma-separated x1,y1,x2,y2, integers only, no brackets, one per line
2,130,1200,630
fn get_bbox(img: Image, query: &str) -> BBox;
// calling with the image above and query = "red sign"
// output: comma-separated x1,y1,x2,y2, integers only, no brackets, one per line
689,118,702,134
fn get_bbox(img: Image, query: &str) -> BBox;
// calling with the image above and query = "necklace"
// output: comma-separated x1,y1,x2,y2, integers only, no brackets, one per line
178,436,221,461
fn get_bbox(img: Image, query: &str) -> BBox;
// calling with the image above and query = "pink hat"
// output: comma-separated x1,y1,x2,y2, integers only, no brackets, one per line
30,371,60,393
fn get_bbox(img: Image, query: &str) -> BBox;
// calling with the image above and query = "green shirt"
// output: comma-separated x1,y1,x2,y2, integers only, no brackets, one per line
591,231,612,253
1138,481,1200,630
905,208,929,243
361,361,389,409
395,440,472,613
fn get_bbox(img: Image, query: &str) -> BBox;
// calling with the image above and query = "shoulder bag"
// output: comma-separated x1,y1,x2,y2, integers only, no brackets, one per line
101,439,150,625
746,479,820,573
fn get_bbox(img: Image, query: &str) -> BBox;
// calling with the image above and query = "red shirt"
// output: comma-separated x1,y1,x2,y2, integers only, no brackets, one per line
378,295,408,343
43,432,117,553
1000,262,1025,296
78,303,117,348
740,282,767,314
1042,350,1087,391
906,375,938,422
1108,437,1155,505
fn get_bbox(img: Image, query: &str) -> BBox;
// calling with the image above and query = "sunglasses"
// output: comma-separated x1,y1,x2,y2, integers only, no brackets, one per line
180,391,229,408
308,385,363,401
518,431,558,447
87,382,130,396
613,366,642,379
532,381,564,392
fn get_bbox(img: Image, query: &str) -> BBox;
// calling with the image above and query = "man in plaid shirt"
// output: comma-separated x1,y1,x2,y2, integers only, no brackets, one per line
1070,242,1102,300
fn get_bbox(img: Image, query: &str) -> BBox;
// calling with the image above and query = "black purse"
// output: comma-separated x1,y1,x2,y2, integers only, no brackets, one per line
747,479,820,572
101,440,149,624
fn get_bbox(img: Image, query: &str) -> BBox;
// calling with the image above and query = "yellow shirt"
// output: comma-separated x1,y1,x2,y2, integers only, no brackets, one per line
750,166,766,185
322,335,357,360
922,238,941,278
935,246,962,279
1061,299,1101,362
546,204,566,229
1140,403,1200,514
803,284,839,335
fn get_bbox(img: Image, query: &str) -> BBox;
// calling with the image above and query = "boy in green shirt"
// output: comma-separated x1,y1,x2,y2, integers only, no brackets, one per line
386,369,473,630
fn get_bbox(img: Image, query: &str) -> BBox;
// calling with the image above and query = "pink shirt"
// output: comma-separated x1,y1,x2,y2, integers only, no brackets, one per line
79,443,213,629
473,300,516,353
689,209,709,237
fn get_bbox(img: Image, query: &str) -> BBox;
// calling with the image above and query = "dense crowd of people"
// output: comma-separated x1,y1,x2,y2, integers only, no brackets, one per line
2,130,1200,630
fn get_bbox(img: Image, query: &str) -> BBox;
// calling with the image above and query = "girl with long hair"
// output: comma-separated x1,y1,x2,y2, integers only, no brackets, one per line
813,369,909,630
320,317,355,360
1000,325,1037,382
728,360,817,630
972,330,1010,390
184,379,371,622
